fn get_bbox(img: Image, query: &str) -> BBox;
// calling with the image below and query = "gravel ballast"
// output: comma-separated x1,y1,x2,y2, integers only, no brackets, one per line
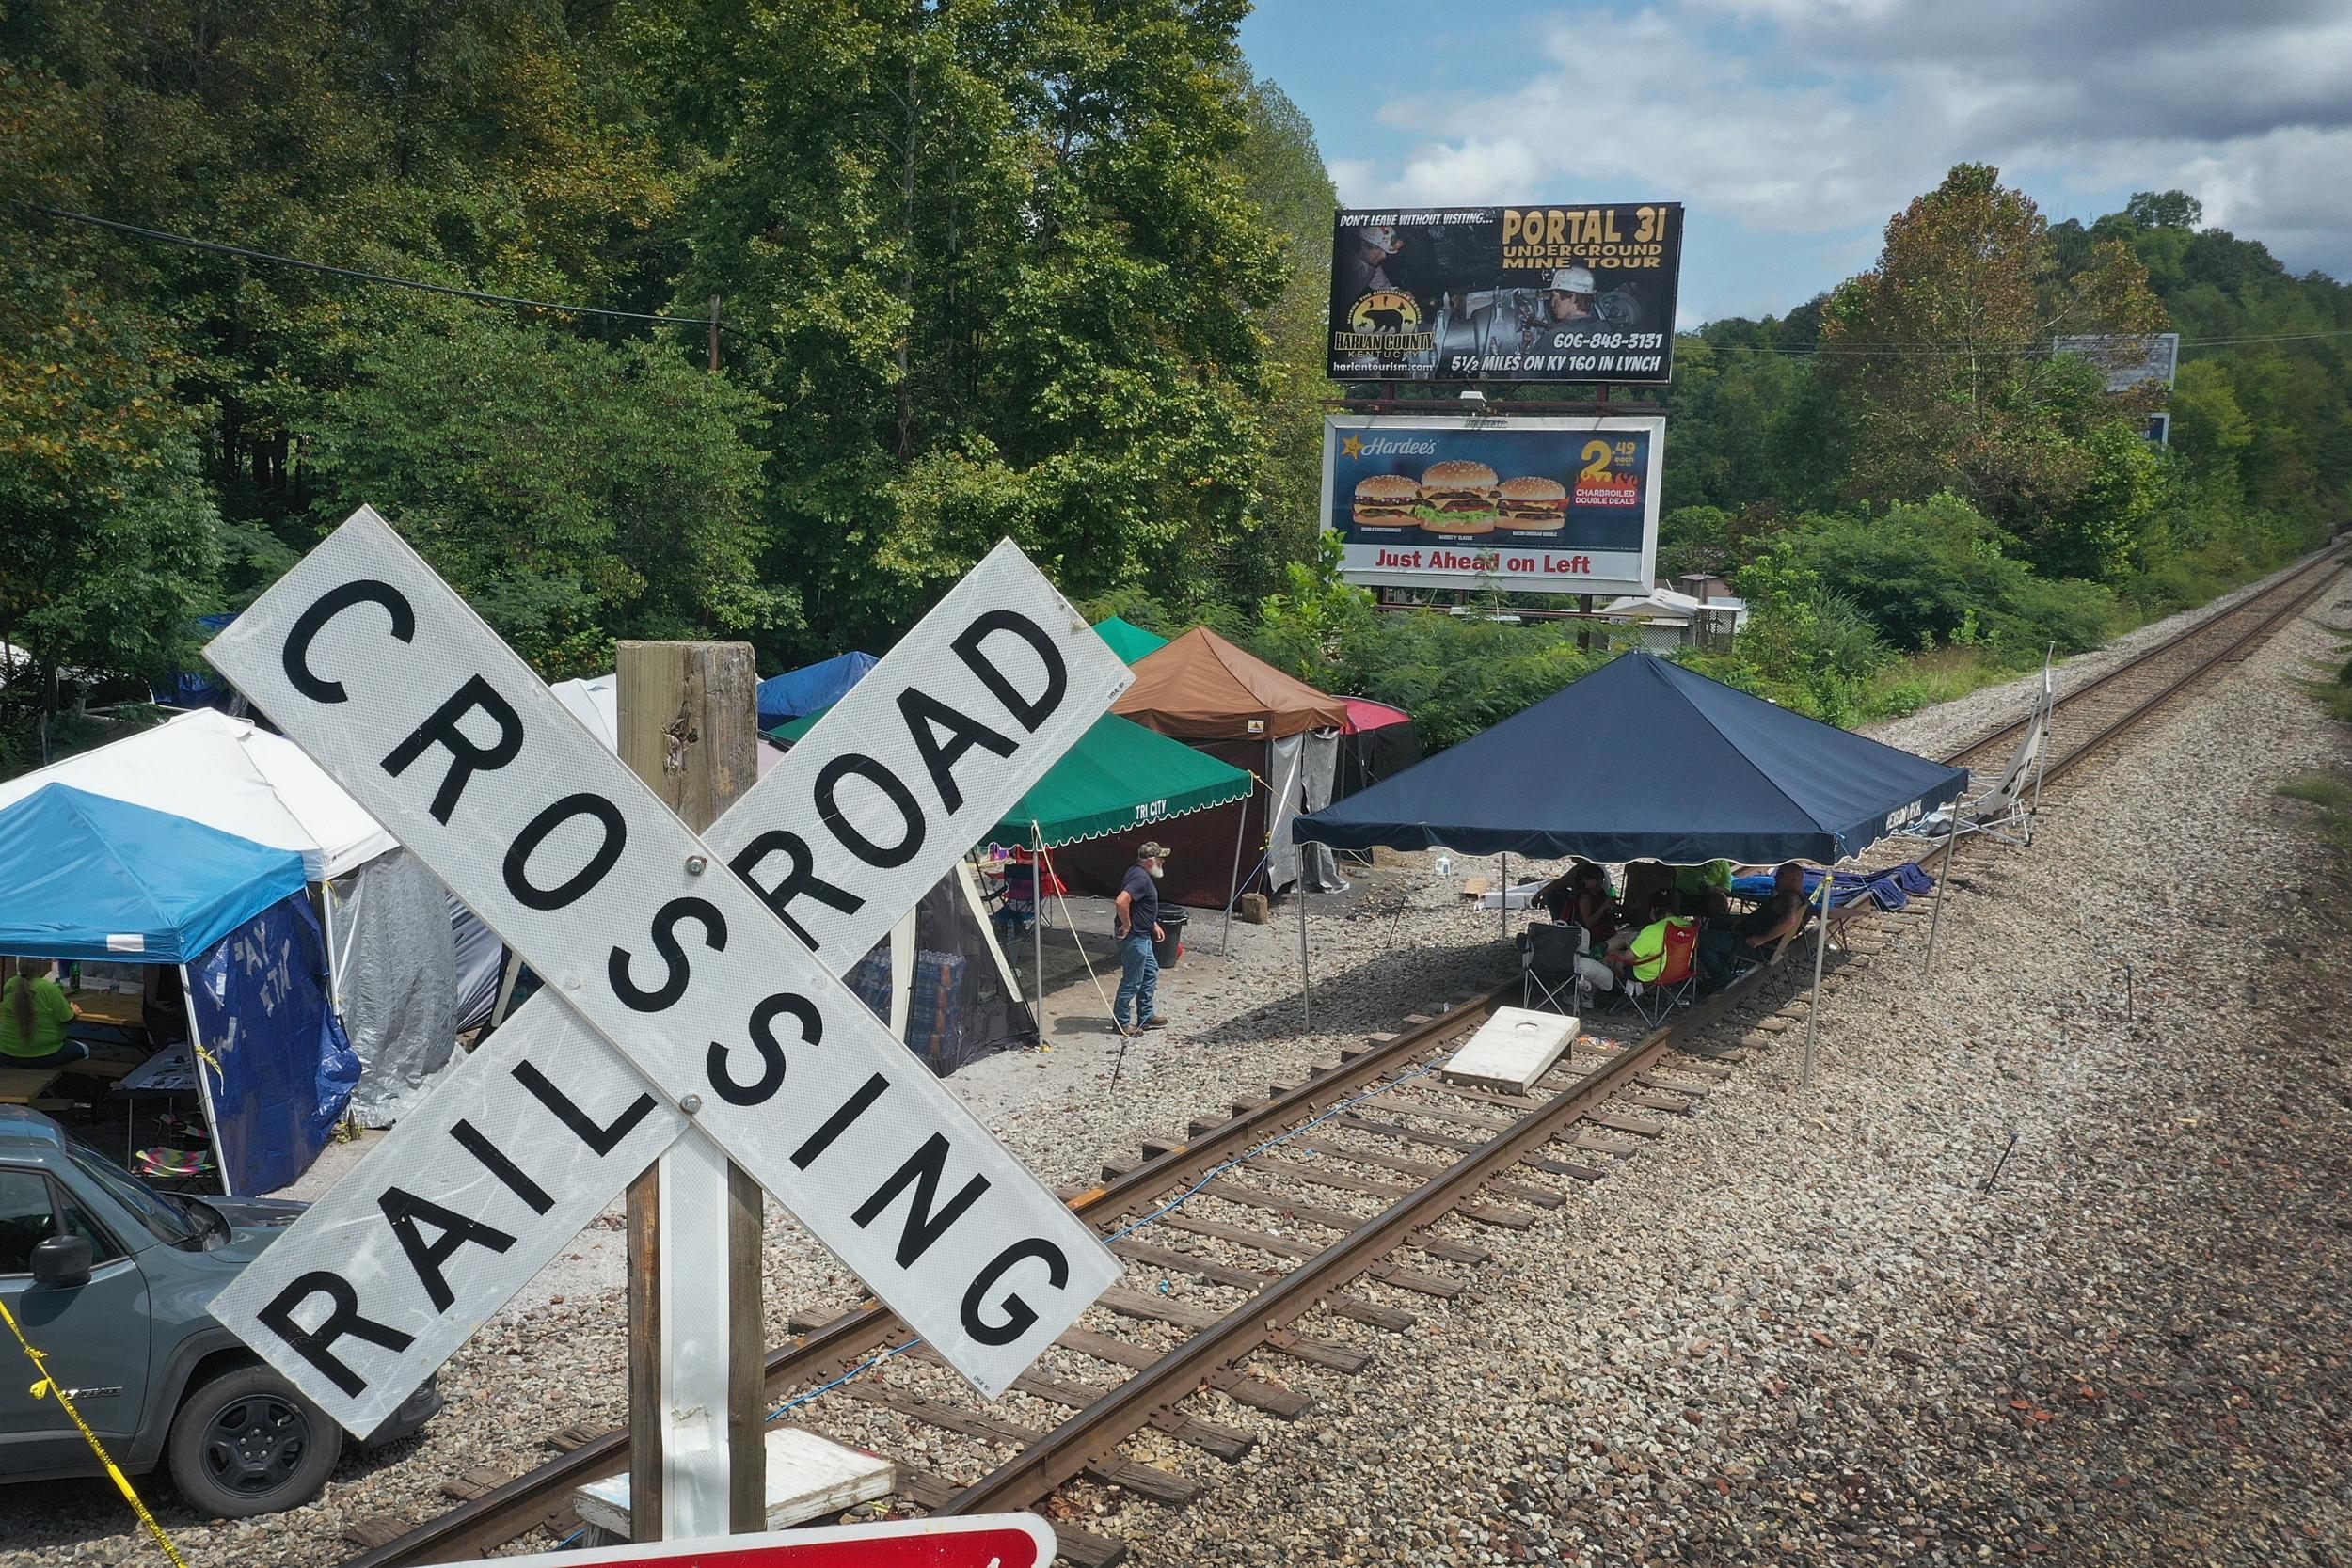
4,572,2345,1567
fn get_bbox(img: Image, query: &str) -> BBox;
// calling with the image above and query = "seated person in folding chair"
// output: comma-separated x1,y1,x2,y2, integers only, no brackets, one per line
1542,862,1628,955
1519,918,1626,1012
1697,861,1809,990
1,957,89,1070
1602,891,1683,998
1675,859,1735,919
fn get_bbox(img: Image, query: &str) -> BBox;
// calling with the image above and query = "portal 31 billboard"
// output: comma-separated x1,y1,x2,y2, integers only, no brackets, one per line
1325,414,1662,598
1330,204,1684,383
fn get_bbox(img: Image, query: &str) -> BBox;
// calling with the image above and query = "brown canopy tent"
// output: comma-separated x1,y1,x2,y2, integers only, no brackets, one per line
1054,628,1350,911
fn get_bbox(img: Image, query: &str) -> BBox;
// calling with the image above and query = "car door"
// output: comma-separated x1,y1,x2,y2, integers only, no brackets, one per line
0,1164,151,1454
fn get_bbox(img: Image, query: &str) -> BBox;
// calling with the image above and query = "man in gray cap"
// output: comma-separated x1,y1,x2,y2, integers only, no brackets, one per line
1113,840,1171,1035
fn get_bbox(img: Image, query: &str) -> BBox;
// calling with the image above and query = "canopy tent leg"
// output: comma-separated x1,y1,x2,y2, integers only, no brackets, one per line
1219,791,1250,955
1801,874,1831,1092
1297,870,1311,1034
1923,809,1961,970
1033,823,1047,1038
1500,850,1510,943
180,966,230,1197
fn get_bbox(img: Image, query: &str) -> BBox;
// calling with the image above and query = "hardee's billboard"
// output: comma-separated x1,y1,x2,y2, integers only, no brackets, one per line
1323,414,1662,598
1329,204,1684,383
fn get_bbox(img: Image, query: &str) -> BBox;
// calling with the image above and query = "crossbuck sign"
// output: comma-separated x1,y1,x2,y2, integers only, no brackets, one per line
205,508,1131,1435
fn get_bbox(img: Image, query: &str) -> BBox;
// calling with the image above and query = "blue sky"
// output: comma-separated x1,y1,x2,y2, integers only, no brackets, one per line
1238,0,2352,326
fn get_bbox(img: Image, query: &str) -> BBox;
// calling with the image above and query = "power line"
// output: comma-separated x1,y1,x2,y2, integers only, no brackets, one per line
21,202,716,329
1688,326,2352,358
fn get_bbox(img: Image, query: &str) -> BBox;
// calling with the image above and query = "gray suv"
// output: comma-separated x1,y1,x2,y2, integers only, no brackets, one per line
0,1106,440,1516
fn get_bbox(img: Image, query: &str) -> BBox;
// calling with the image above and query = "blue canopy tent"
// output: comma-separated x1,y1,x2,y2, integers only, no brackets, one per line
0,784,360,1195
756,651,878,730
1291,650,1969,1081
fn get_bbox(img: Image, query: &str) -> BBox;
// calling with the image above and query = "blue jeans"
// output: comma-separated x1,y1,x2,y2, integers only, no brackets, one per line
1114,932,1159,1028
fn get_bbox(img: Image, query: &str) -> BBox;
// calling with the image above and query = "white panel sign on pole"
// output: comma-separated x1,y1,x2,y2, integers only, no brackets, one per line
203,509,1130,1435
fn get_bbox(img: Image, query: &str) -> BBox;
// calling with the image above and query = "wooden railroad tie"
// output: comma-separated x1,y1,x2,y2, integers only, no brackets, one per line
894,1468,1124,1567
834,1382,1200,1507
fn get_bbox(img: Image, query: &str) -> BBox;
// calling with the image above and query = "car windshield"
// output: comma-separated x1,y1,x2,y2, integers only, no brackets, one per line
67,1141,201,1246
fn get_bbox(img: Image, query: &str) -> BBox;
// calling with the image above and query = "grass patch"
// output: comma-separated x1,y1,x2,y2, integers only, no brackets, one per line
2279,773,2352,811
1860,645,2044,721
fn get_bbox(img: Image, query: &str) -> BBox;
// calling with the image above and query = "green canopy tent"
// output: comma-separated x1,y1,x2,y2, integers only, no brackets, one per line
1092,616,1170,665
768,706,1251,1010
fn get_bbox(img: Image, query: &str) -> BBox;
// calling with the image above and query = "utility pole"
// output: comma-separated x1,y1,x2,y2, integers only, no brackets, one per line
620,641,766,1537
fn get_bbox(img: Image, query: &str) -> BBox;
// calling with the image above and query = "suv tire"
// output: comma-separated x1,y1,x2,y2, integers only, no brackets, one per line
165,1366,342,1518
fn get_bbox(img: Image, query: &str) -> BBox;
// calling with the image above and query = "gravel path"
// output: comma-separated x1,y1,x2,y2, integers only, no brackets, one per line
6,564,2344,1567
1089,586,2352,1567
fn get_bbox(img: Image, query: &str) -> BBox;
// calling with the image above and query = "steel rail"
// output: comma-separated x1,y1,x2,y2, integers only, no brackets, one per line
341,982,1519,1567
342,541,2344,1565
1944,543,2344,773
934,971,1767,1516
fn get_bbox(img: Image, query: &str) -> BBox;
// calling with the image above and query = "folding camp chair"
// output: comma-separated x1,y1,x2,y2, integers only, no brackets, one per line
1914,657,2054,847
1518,921,1590,1016
1629,917,1700,1026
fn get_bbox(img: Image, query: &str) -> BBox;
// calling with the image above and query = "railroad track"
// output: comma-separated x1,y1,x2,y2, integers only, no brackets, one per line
337,543,2346,1568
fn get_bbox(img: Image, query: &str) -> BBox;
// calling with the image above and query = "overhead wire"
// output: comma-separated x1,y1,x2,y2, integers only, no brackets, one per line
18,202,716,329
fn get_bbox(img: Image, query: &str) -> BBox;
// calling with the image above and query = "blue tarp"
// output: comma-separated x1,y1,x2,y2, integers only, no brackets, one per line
151,612,242,711
188,894,359,1196
756,651,878,729
0,784,308,962
1295,649,1969,865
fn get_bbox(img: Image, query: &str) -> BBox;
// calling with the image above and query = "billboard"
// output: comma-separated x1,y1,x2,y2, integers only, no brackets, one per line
1329,204,1684,384
2053,332,2179,392
1324,414,1662,597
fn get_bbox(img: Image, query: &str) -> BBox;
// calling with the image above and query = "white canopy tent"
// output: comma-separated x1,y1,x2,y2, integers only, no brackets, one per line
0,710,463,1124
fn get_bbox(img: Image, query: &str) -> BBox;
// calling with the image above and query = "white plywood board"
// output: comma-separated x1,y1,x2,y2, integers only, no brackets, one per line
204,512,1131,1433
574,1426,898,1538
1442,1006,1578,1094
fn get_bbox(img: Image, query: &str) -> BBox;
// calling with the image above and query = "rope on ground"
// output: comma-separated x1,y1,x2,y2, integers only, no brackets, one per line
0,1293,191,1568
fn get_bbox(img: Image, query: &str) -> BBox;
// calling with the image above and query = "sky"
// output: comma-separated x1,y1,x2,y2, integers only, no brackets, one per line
1237,0,2352,326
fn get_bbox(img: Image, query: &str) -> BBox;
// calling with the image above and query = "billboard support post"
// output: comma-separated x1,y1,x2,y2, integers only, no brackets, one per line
1578,594,1593,652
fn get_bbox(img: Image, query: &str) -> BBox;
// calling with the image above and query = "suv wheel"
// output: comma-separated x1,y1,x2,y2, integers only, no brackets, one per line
165,1366,342,1518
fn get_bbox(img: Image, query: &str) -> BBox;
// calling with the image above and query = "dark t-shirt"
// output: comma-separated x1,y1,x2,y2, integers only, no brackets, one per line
1735,887,1802,942
1120,865,1159,938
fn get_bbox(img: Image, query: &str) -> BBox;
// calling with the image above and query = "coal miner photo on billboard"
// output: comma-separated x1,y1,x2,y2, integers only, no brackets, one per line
1329,204,1684,383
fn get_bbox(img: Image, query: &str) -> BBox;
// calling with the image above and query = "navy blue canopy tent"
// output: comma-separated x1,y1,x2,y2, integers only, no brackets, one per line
1290,651,1969,1081
1293,649,1967,865
756,651,878,730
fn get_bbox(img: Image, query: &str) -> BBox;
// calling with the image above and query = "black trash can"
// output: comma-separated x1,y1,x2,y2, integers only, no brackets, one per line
1152,909,1188,968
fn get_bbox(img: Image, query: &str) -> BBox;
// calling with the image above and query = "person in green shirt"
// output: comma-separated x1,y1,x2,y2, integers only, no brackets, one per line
1673,859,1734,917
0,958,87,1069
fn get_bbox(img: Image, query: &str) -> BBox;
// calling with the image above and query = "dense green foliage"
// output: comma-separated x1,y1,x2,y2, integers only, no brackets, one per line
0,0,1325,744
2,0,2345,768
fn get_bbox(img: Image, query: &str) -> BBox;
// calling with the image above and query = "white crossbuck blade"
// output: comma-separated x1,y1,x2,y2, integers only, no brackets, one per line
203,508,1132,1434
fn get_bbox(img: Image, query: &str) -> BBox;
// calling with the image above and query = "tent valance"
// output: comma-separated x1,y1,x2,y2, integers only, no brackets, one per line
1295,648,1967,865
0,784,309,962
983,713,1252,850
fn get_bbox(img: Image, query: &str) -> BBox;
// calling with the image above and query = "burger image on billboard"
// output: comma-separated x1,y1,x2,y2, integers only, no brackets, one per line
1416,459,1500,533
1495,475,1568,531
1352,472,1422,528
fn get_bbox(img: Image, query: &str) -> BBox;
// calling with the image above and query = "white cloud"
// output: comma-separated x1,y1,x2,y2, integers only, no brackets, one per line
1328,0,2352,314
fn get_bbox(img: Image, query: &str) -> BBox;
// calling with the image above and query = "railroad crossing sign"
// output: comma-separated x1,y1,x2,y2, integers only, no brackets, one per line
477,1513,1057,1568
204,508,1133,1436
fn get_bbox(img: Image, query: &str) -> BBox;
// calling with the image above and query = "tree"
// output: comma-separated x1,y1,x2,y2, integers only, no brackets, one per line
673,0,1286,657
2124,190,2202,230
307,313,781,675
0,61,221,745
1817,164,2168,533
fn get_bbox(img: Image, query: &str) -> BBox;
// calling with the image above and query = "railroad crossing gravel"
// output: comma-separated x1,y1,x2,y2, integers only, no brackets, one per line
3,571,2344,1567
1084,594,2352,1566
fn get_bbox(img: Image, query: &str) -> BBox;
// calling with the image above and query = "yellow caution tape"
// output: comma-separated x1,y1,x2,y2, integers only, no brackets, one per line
0,1291,191,1568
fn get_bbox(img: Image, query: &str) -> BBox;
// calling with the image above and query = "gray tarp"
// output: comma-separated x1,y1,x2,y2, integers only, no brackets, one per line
1265,729,1349,895
326,849,462,1127
447,894,504,1032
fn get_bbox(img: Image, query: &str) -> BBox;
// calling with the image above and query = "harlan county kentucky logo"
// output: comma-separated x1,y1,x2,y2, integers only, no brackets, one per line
1337,289,1436,356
